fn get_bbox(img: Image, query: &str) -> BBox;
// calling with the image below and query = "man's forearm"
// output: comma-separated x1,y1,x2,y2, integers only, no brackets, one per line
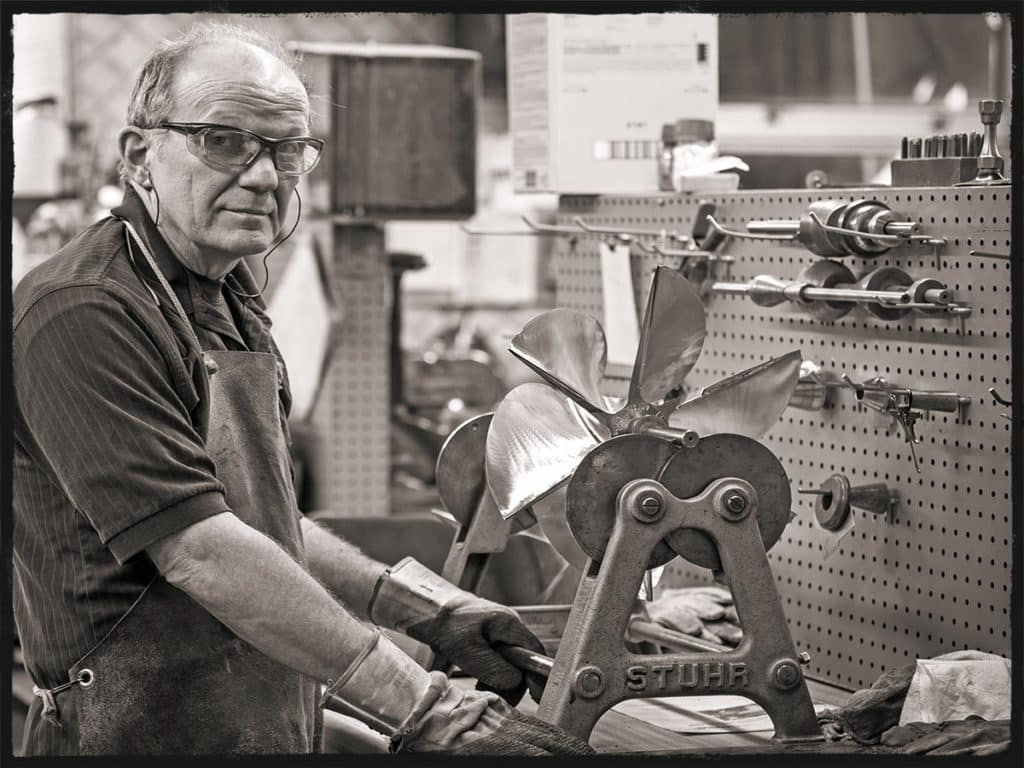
300,516,389,621
150,512,380,684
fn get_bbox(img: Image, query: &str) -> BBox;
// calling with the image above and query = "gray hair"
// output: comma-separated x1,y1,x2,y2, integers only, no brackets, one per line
125,21,309,128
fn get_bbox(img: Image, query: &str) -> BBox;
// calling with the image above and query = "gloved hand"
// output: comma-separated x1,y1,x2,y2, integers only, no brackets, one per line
643,586,743,646
368,558,547,705
881,717,1010,756
322,632,593,755
390,671,595,755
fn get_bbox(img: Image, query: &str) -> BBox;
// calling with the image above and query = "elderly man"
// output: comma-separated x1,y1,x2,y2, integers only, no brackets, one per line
12,23,592,757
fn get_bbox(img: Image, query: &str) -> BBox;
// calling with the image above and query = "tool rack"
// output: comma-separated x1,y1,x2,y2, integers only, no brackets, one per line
551,186,1012,691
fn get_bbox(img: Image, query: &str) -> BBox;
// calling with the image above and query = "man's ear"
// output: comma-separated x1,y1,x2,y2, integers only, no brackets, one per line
119,127,153,188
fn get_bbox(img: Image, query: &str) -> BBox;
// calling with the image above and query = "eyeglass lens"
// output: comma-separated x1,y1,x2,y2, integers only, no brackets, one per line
200,127,320,173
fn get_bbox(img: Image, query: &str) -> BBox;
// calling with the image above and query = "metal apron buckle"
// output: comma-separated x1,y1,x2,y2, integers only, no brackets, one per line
32,669,95,728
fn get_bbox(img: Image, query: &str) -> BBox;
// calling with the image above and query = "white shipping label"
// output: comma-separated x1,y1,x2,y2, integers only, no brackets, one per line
507,14,550,190
599,240,640,368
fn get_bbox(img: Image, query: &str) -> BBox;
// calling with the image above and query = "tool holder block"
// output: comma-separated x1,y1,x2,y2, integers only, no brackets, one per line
536,476,823,744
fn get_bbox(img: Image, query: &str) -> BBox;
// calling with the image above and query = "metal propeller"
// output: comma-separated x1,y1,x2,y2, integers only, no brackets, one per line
667,351,802,437
486,266,804,565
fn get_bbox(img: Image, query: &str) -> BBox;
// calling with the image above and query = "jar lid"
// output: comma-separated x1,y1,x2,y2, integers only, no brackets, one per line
673,119,715,142
661,123,676,143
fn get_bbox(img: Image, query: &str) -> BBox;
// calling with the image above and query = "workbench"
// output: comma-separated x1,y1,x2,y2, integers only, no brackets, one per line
496,676,859,755
319,673,864,755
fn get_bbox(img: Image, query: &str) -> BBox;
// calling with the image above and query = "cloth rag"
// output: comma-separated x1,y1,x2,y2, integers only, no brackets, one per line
898,650,1010,725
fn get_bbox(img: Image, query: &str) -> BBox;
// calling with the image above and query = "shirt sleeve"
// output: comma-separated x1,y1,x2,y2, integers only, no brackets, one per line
14,285,231,564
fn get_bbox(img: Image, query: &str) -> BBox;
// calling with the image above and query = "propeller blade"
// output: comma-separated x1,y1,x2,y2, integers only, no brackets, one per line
629,266,707,406
509,308,610,415
668,351,803,438
486,383,600,520
532,482,589,572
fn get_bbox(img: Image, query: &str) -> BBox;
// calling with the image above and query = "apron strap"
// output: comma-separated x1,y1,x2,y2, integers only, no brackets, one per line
118,219,202,351
31,669,96,727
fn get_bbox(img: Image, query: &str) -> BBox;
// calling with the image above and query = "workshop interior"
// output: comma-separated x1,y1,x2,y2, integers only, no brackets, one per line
9,9,1016,757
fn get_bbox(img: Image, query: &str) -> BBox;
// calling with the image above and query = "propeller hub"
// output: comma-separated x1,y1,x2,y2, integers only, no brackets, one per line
607,402,665,437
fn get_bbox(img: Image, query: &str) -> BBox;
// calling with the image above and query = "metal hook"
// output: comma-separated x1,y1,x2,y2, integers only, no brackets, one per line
520,215,584,237
458,222,538,236
572,217,690,245
704,214,795,242
918,237,947,270
989,387,1012,407
840,373,866,397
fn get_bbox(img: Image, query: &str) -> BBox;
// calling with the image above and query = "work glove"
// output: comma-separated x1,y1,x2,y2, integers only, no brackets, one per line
819,663,917,744
880,717,1010,756
389,671,595,755
322,631,593,755
642,586,744,647
368,557,547,705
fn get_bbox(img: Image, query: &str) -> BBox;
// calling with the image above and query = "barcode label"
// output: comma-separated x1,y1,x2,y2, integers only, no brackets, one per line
593,140,661,160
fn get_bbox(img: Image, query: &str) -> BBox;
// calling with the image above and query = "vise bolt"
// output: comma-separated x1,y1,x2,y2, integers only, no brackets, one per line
772,660,803,691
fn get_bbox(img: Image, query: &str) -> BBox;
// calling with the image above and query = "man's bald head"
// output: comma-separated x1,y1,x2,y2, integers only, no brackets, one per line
125,22,310,131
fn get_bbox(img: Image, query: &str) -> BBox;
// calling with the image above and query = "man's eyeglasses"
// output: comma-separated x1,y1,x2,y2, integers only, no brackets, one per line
159,122,325,176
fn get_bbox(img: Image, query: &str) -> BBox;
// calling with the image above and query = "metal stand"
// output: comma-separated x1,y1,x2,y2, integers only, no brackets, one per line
424,414,576,666
537,468,822,744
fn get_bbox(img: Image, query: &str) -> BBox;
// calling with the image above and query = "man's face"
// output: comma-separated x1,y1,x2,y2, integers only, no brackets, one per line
146,42,311,279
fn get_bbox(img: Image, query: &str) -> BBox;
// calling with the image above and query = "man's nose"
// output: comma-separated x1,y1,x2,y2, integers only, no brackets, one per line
238,148,280,191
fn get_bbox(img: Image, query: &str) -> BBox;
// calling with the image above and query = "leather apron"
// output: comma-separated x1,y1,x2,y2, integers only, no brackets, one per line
21,222,322,755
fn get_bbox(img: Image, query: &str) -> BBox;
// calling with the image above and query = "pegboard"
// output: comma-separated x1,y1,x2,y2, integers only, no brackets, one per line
553,186,1012,691
309,222,392,516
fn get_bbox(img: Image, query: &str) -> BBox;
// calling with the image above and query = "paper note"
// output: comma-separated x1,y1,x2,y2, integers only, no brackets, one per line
599,240,640,369
614,695,833,735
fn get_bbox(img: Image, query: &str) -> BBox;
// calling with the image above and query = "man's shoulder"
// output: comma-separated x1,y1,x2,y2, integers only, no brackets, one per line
13,217,155,330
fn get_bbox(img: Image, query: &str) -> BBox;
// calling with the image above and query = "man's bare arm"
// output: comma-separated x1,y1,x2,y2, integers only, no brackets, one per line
147,511,381,682
298,516,389,621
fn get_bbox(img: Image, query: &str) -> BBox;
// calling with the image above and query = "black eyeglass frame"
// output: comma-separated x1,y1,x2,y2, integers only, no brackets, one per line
158,122,326,176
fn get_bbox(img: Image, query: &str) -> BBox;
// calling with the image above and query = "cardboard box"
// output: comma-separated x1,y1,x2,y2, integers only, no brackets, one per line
292,42,480,219
507,13,718,194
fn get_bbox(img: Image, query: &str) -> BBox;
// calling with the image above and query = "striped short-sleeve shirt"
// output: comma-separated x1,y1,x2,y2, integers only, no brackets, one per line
13,187,293,690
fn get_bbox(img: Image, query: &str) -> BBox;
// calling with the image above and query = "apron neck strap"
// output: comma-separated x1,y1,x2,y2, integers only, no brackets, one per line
120,219,202,352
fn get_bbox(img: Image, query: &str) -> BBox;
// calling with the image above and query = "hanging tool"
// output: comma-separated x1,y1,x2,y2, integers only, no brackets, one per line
711,260,969,324
519,432,822,744
839,375,971,473
705,199,925,258
956,100,1010,187
798,473,899,527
